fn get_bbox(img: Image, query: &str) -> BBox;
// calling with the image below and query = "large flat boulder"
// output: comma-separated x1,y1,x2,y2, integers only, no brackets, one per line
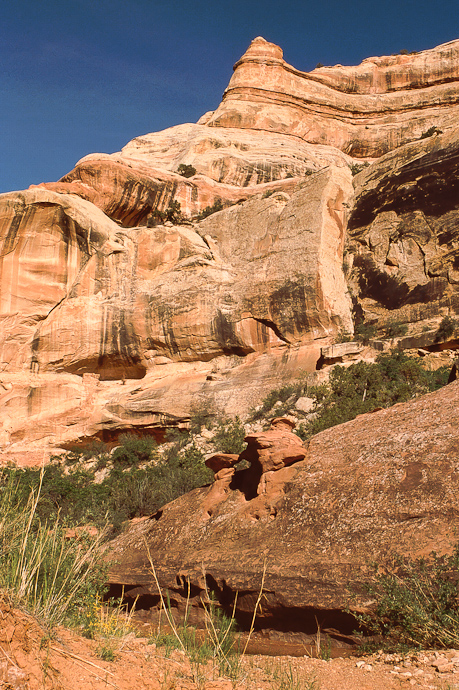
107,381,459,631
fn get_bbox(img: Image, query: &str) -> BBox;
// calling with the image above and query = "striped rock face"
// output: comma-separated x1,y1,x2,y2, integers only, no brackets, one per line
1,38,459,461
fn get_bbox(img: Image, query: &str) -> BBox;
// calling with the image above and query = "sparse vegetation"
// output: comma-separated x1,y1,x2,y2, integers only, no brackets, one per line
335,329,353,343
384,319,408,339
0,434,213,532
212,416,247,454
420,126,443,139
435,315,458,342
296,351,449,441
111,433,158,469
196,198,224,220
251,380,305,421
356,545,459,649
149,200,183,225
177,163,196,178
354,321,377,344
350,162,370,176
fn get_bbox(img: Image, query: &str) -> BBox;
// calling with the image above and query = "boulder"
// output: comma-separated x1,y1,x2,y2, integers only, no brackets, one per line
107,381,459,634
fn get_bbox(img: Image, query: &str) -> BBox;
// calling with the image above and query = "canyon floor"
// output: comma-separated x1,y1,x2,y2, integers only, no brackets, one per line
2,598,459,690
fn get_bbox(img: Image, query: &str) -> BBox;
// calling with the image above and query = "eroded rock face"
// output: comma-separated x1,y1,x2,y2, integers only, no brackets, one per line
208,36,459,157
203,418,307,512
0,167,352,460
347,128,459,326
1,37,459,459
107,381,459,632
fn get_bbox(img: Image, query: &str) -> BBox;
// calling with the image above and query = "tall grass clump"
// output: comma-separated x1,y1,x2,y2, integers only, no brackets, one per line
357,546,459,650
0,468,108,627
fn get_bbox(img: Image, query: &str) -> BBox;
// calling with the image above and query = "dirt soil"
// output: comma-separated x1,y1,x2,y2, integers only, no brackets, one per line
1,596,459,690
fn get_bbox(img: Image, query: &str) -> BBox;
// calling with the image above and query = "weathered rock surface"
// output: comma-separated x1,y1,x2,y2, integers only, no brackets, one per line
346,127,459,328
1,37,459,459
107,380,459,633
0,166,352,460
207,37,459,157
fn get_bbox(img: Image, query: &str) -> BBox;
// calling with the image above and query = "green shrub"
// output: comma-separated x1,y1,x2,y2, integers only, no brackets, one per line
212,416,247,454
435,315,457,342
354,321,377,344
189,403,215,434
356,546,459,649
350,162,370,176
335,329,353,343
0,435,213,531
384,320,408,338
152,200,182,224
196,198,223,220
420,126,442,140
63,440,110,466
177,163,196,178
251,380,305,420
111,433,158,469
297,351,449,441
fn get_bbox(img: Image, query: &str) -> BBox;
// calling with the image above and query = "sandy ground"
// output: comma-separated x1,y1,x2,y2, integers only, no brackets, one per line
2,596,459,690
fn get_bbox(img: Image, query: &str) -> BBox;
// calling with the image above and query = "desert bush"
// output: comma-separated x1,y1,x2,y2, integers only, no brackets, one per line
152,200,182,224
177,163,196,178
349,162,370,176
354,321,377,344
189,403,216,434
63,439,110,466
435,315,458,342
297,351,449,441
384,319,408,338
196,198,223,220
251,380,305,420
356,546,459,649
420,126,442,139
212,416,247,454
111,433,158,469
335,329,353,343
0,434,213,531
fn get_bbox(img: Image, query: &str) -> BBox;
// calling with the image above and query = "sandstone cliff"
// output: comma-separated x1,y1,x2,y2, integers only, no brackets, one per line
0,37,459,460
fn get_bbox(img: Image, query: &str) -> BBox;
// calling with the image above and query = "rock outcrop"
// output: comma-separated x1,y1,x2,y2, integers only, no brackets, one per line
346,127,459,330
107,380,459,636
1,37,459,459
207,36,459,157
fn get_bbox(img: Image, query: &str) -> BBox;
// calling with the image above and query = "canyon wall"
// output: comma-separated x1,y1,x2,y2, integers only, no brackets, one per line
1,37,459,461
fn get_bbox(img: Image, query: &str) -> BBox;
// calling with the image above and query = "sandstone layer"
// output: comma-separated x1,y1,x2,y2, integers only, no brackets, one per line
208,37,459,157
108,381,459,636
1,37,459,459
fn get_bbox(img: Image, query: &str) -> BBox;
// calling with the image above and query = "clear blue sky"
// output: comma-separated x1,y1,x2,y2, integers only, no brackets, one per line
1,0,458,193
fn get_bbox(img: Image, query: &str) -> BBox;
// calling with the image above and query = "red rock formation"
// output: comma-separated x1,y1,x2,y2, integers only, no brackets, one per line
208,36,459,157
1,37,459,460
107,381,459,632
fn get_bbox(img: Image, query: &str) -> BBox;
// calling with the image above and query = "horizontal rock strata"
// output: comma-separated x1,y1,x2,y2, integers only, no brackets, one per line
1,36,459,458
208,36,459,157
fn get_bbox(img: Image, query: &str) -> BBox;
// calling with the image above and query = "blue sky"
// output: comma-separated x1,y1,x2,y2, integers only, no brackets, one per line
1,0,458,193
